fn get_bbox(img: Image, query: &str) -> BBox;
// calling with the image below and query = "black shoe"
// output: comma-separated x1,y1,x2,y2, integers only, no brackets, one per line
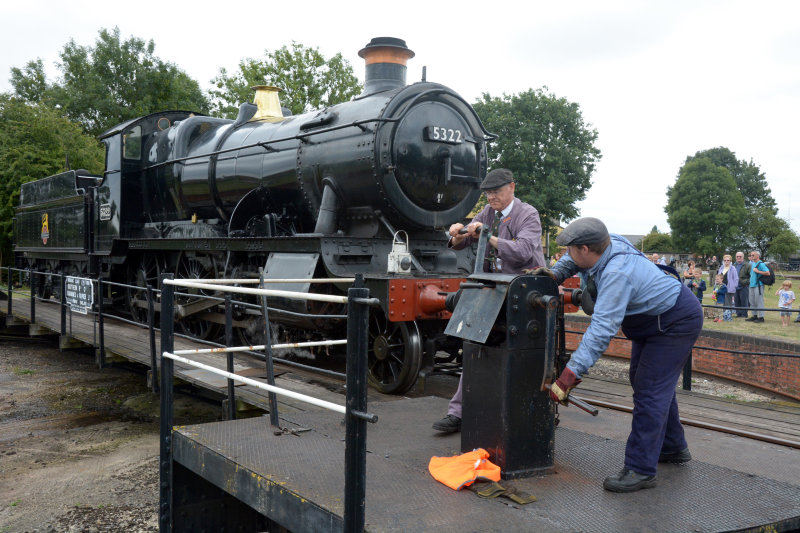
659,448,692,464
756,317,765,323
432,414,461,433
603,468,657,493
745,316,757,321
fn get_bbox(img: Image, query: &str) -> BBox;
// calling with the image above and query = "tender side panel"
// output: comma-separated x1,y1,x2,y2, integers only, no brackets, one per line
14,197,88,253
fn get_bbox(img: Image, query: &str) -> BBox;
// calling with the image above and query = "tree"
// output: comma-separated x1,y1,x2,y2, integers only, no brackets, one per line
9,59,49,103
473,88,601,230
0,95,104,265
10,27,209,137
210,42,362,118
684,147,776,210
738,207,800,260
638,231,675,253
665,158,746,255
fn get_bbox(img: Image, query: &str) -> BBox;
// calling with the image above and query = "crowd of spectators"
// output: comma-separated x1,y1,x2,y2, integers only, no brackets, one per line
645,251,798,326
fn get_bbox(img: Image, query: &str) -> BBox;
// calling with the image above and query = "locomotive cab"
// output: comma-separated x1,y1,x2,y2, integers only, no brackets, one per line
96,111,202,253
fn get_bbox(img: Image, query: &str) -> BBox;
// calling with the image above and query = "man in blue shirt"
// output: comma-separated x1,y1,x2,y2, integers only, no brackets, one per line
746,250,770,323
544,217,703,492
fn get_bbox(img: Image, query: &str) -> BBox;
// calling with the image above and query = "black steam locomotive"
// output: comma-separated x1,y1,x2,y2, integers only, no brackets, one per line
13,37,492,393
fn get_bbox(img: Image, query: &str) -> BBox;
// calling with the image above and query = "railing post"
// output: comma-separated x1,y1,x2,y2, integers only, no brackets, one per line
148,284,158,392
29,268,36,323
225,294,236,420
344,275,369,533
259,268,280,427
682,348,693,391
60,273,67,336
159,274,175,533
7,267,13,317
97,278,105,368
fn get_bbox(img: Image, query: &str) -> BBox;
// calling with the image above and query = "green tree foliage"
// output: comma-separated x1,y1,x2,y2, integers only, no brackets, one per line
10,27,209,137
684,147,776,210
665,158,746,255
638,230,675,252
210,42,362,118
0,95,104,264
473,88,601,229
739,207,800,260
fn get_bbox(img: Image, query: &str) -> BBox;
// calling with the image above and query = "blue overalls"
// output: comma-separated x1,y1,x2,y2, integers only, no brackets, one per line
620,283,703,476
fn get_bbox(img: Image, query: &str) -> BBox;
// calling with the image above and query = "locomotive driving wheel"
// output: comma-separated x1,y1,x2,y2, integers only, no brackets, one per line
175,253,219,340
367,311,422,394
127,256,162,324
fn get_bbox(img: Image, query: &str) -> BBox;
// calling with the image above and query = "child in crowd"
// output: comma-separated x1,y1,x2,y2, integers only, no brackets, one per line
776,280,796,327
712,274,730,322
688,266,706,302
686,267,706,303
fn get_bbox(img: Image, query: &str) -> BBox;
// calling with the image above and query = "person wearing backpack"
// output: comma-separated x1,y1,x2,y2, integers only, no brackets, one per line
734,252,751,318
746,251,770,323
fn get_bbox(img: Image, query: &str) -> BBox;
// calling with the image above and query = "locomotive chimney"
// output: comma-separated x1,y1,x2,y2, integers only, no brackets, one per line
358,37,415,96
250,85,284,122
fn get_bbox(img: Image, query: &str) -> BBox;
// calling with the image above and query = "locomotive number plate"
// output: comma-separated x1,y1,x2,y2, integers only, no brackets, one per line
99,203,112,221
424,126,463,144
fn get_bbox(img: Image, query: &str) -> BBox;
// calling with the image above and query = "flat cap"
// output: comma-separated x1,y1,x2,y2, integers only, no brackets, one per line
480,168,514,190
556,217,609,246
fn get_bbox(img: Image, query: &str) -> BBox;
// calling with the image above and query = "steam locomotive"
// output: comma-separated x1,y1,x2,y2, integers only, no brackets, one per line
13,37,493,394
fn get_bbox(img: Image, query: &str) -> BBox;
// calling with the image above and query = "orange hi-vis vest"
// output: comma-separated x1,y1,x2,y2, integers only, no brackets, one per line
428,448,501,490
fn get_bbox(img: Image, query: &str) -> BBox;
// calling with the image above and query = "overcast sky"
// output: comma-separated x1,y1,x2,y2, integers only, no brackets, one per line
2,0,798,236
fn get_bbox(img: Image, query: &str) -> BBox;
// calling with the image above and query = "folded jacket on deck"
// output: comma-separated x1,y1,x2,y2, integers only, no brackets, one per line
428,448,501,490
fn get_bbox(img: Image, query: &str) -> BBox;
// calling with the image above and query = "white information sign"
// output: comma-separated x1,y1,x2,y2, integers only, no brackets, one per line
65,276,94,314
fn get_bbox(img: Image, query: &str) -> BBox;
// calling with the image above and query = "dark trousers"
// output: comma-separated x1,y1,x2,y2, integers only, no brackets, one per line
621,285,703,476
735,285,749,317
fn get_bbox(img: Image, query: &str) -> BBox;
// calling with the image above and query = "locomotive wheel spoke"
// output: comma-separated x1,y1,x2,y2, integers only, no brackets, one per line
367,310,422,394
127,256,161,324
175,254,219,341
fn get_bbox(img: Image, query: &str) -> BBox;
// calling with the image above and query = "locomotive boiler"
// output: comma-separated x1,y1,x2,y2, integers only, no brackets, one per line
13,37,493,394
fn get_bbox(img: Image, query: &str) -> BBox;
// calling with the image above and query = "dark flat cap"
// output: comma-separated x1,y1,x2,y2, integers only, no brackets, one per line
480,168,514,190
556,217,609,246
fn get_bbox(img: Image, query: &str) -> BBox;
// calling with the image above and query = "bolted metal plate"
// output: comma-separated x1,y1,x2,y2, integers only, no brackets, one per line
444,275,512,343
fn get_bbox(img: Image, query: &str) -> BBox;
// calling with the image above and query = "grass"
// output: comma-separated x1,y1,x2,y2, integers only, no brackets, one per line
12,367,35,376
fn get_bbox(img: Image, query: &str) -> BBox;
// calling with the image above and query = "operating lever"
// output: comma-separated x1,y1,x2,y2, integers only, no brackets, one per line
545,384,599,416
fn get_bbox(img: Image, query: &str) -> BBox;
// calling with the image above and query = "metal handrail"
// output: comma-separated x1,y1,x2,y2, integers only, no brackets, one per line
161,351,373,421
158,274,375,532
163,279,351,304
173,339,348,356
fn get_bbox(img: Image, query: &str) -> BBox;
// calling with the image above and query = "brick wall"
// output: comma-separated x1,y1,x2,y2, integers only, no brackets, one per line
565,315,800,401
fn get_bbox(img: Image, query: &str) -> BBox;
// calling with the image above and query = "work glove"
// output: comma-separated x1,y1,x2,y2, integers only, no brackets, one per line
549,368,581,405
524,267,558,282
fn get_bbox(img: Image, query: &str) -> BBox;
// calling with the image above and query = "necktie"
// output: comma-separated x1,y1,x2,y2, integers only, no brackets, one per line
486,211,503,272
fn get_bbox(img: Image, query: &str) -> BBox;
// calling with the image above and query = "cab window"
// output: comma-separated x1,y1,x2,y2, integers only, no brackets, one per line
122,126,142,160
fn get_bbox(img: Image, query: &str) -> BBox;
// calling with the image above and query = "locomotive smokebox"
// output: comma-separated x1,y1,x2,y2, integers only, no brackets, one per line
358,37,415,95
444,273,560,479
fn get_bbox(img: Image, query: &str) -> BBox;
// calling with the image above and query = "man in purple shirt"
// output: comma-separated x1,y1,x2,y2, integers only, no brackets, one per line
433,168,546,433
446,169,546,273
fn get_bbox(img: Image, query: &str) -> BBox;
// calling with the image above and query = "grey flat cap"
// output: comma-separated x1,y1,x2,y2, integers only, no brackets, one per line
480,168,514,190
556,217,609,246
